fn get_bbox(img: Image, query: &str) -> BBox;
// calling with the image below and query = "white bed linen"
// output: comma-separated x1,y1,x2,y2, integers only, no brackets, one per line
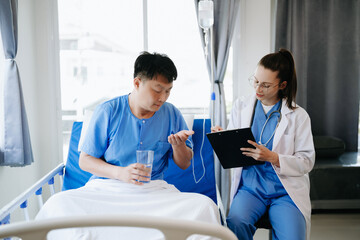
36,179,221,240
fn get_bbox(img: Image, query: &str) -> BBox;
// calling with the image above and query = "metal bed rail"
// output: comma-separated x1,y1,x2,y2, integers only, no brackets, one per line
0,163,64,225
0,214,238,240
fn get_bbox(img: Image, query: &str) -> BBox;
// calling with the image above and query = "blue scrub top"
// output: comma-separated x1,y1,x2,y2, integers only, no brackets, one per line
80,94,192,181
240,100,287,199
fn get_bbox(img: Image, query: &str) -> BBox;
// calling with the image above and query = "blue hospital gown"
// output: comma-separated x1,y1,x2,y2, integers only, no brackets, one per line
240,99,287,199
80,94,192,181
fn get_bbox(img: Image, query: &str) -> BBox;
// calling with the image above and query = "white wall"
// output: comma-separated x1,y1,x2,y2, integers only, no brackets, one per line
232,0,274,101
0,0,62,221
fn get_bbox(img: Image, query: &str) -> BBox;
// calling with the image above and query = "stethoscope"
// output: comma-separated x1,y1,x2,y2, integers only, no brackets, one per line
250,100,282,147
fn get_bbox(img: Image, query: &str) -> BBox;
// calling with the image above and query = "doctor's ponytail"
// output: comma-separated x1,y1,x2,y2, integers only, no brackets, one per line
259,48,297,110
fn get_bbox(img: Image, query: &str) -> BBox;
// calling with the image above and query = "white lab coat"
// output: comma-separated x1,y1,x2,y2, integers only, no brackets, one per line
228,94,315,240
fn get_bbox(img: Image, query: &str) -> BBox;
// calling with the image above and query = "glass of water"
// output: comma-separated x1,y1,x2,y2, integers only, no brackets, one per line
136,150,154,183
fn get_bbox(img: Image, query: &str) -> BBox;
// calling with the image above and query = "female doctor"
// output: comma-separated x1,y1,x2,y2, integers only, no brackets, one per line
212,49,315,240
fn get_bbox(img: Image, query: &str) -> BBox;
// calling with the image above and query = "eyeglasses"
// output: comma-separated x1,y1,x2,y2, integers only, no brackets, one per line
248,75,280,92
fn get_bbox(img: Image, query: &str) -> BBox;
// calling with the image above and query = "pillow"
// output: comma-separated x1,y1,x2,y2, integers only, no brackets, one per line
62,122,92,190
313,136,345,159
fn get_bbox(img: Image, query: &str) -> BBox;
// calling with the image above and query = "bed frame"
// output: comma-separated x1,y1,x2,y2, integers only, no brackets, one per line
0,214,236,240
0,119,233,239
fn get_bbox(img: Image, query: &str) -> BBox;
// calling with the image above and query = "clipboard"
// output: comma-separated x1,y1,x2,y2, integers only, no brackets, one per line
206,128,264,169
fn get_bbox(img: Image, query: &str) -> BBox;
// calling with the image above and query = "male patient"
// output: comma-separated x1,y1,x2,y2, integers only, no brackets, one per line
36,52,220,239
79,51,194,184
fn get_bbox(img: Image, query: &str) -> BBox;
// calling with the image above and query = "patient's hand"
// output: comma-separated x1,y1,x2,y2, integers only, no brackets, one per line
168,130,194,146
211,125,223,132
168,130,194,170
116,163,151,185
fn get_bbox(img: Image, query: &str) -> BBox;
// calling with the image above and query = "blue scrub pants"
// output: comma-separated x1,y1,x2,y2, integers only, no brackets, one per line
227,189,306,240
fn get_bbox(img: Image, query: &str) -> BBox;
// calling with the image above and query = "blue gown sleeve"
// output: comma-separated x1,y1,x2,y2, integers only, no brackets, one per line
79,104,111,158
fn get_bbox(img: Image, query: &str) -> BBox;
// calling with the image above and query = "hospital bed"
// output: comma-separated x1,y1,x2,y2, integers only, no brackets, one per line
0,215,236,240
0,119,235,240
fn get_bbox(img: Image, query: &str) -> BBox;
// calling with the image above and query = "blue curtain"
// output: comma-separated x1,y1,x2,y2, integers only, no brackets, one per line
194,0,240,213
0,0,33,166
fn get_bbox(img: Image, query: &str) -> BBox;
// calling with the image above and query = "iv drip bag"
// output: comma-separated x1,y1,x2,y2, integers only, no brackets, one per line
198,0,214,30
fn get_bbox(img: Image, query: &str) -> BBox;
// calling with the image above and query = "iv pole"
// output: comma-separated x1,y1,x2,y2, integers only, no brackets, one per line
198,0,215,126
210,27,215,127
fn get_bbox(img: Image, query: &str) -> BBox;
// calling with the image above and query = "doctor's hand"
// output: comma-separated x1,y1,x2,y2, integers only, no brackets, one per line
241,140,280,167
116,163,151,185
211,125,223,132
168,130,194,146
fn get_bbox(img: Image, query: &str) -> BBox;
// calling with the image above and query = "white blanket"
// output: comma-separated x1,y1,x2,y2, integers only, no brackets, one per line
36,179,221,240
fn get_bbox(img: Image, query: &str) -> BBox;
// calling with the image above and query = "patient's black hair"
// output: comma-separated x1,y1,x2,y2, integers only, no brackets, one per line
133,51,177,83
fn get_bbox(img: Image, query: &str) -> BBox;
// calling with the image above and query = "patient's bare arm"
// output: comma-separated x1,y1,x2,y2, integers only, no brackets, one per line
79,152,150,185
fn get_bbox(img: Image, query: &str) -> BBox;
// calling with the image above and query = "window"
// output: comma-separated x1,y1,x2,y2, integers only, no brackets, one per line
147,0,210,111
58,0,144,160
58,0,233,160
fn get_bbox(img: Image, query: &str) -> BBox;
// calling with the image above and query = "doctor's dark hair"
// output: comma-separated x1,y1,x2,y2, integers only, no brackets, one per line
259,48,297,110
133,51,177,83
